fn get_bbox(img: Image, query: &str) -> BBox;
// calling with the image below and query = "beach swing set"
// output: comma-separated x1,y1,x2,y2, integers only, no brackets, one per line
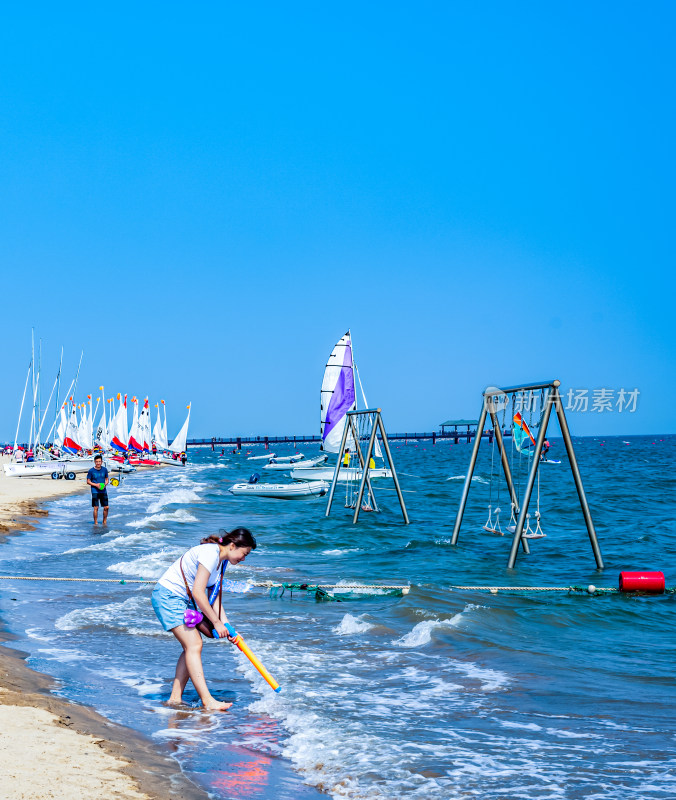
325,408,409,525
452,380,604,570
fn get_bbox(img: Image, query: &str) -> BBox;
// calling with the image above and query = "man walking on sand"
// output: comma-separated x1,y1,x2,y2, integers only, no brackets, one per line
86,454,109,525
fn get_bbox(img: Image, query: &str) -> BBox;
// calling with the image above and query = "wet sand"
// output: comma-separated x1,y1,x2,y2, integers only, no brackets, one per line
0,453,208,800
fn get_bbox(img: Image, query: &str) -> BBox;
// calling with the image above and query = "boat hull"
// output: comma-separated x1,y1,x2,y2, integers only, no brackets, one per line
290,466,392,482
263,454,327,470
4,457,104,478
228,480,329,499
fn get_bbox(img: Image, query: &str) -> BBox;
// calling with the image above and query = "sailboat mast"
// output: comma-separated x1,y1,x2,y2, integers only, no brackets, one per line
28,331,35,449
14,361,32,452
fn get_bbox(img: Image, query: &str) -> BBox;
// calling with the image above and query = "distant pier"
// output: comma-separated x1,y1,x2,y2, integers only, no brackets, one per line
188,424,511,450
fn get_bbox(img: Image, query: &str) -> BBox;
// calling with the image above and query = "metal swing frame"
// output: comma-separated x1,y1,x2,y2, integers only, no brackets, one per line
325,408,410,525
451,380,604,569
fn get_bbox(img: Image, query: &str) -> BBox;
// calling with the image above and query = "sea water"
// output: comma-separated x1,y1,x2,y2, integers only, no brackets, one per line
0,436,674,799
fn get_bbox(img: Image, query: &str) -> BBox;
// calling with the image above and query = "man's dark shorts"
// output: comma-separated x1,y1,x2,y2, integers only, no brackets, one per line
92,492,109,508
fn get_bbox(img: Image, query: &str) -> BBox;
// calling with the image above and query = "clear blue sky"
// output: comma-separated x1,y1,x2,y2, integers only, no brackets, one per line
1,2,673,440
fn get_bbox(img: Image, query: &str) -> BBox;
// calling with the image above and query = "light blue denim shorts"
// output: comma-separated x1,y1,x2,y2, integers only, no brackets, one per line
151,584,189,631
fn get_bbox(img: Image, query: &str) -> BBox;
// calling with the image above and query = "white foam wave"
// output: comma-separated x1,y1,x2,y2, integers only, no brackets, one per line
322,548,362,555
99,667,164,696
37,647,92,663
453,661,510,692
106,547,183,578
446,474,489,484
393,604,480,647
146,488,202,513
498,719,543,731
55,595,153,631
126,509,197,528
333,614,374,635
62,531,165,555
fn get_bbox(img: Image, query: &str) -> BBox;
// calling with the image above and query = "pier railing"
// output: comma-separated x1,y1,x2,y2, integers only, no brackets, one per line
187,428,510,448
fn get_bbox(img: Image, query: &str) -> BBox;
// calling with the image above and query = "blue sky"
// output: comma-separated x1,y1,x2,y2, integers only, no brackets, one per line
1,2,673,440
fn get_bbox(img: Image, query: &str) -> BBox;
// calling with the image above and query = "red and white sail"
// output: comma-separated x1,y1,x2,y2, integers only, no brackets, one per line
62,402,81,453
110,394,129,453
128,398,143,452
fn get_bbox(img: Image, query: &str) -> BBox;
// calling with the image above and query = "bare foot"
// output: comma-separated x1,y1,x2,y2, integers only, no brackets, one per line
203,700,232,712
166,698,185,707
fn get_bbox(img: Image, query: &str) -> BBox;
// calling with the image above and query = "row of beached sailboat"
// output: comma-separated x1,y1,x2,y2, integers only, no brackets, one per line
4,336,191,478
5,391,191,478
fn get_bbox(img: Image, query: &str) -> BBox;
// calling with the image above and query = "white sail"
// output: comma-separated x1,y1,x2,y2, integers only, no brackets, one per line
76,405,89,450
94,405,109,449
139,399,152,452
161,401,168,448
55,405,67,448
110,394,129,453
153,405,164,448
169,405,191,453
353,360,383,459
320,332,357,453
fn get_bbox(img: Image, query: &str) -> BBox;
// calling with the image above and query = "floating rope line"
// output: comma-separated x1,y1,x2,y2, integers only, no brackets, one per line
0,576,671,597
0,575,410,596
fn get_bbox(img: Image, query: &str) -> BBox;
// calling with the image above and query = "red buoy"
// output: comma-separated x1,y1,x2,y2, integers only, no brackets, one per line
618,571,665,594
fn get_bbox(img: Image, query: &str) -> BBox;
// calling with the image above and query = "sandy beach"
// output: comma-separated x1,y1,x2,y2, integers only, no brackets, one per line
0,454,207,800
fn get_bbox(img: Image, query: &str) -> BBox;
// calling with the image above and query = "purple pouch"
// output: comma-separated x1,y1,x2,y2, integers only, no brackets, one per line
184,608,203,628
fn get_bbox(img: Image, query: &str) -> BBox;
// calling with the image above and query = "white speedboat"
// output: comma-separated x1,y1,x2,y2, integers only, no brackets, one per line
156,453,185,466
263,454,327,471
228,480,329,499
290,466,393,482
266,453,305,463
247,452,277,461
286,454,329,470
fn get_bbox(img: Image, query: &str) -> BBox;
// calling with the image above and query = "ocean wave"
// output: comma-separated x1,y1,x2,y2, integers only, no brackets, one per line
37,647,94,663
106,548,184,578
146,487,203,513
453,660,510,692
99,666,165,696
333,613,374,635
126,509,198,528
393,605,480,647
55,595,153,631
62,531,166,555
446,474,489,484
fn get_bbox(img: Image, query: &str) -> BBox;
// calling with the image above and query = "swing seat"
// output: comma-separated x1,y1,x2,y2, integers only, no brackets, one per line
507,523,546,539
482,524,504,536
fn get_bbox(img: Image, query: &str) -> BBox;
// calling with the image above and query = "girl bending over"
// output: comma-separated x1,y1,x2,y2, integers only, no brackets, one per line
151,527,256,711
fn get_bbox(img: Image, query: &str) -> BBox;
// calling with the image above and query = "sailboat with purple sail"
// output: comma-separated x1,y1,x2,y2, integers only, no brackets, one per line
293,331,391,481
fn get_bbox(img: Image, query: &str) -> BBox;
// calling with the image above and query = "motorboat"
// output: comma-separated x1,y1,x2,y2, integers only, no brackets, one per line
263,454,327,470
228,479,329,499
290,466,392,482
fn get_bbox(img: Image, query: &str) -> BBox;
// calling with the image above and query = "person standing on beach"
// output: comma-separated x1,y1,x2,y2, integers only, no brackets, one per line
86,454,109,525
151,528,256,711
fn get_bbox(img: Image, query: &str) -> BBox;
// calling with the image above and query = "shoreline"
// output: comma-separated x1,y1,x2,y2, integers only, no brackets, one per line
0,455,208,800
